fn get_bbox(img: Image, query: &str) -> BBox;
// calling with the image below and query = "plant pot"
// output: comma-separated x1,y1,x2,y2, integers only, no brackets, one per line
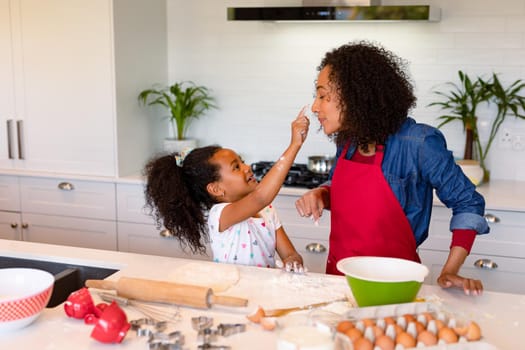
456,159,484,186
163,139,197,155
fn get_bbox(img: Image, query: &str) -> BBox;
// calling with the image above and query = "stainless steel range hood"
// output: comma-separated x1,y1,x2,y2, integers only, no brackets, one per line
227,0,440,22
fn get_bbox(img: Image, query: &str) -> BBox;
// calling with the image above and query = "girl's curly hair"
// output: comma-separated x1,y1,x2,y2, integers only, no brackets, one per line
319,40,416,149
143,145,222,254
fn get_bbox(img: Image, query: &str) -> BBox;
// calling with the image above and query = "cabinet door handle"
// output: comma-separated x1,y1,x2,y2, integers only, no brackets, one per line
474,258,498,270
305,243,327,254
21,223,29,229
10,222,18,228
58,182,75,191
7,119,15,159
484,213,500,223
16,120,25,160
159,229,174,238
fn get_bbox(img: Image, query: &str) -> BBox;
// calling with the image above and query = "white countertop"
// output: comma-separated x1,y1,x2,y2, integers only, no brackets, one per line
0,239,524,349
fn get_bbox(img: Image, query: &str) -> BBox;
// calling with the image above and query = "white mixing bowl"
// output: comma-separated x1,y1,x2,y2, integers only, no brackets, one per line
0,268,54,332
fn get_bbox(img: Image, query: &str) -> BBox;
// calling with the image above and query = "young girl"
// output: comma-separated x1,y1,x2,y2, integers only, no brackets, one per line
144,111,310,270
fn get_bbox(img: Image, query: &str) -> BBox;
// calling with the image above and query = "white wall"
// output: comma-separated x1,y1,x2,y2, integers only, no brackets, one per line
166,0,525,181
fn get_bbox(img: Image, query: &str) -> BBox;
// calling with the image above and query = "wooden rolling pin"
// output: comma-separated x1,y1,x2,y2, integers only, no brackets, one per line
85,277,248,309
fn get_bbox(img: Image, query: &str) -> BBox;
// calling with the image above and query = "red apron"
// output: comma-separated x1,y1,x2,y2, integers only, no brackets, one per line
326,143,420,275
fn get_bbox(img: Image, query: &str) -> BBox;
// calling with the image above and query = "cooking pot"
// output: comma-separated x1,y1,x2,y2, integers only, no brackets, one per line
307,155,334,175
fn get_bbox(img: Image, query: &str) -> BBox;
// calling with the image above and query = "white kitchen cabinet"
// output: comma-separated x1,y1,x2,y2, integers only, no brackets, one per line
116,183,211,260
0,211,22,240
419,250,525,295
0,175,22,240
419,205,525,294
0,0,15,167
0,0,167,176
273,194,330,273
0,174,117,250
117,221,211,261
22,213,116,250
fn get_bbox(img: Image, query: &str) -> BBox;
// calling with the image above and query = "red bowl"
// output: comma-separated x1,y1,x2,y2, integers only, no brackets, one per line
0,268,54,332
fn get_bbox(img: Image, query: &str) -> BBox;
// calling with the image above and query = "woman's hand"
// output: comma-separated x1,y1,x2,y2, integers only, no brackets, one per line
295,187,330,223
438,246,483,295
437,272,483,296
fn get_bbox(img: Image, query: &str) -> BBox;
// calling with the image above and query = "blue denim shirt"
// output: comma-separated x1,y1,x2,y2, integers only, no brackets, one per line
325,117,489,246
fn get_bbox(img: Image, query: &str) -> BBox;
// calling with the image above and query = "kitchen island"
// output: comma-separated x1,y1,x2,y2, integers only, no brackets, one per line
0,239,523,349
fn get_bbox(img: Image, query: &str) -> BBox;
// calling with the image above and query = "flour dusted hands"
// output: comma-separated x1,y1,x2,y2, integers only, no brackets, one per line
275,259,307,274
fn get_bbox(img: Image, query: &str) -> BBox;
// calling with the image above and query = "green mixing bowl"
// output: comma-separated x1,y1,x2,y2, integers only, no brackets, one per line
337,256,429,307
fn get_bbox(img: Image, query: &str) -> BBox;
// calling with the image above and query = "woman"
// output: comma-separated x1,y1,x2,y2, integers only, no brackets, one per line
295,40,489,295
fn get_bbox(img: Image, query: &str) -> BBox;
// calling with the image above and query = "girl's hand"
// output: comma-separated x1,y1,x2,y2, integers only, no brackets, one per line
291,106,310,146
437,272,483,296
277,258,307,274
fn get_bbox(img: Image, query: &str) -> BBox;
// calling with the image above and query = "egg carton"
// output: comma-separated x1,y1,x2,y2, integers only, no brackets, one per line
338,302,497,350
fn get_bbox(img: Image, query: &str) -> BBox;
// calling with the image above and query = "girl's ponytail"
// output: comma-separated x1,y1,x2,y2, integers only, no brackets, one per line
143,145,222,254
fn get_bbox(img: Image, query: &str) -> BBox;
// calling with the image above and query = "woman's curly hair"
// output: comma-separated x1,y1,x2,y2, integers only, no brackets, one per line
143,145,222,254
319,40,416,149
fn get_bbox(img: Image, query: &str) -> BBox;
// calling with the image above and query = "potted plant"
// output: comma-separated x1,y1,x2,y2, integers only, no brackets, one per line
429,70,525,184
138,81,218,153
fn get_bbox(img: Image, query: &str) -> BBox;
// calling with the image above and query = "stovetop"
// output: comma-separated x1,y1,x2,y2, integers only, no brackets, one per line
251,161,329,189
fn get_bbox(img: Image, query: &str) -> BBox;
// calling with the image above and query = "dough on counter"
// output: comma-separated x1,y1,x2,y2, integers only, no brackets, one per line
167,262,240,292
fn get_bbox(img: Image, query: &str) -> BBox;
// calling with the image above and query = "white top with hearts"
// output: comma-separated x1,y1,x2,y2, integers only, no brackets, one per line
208,203,281,268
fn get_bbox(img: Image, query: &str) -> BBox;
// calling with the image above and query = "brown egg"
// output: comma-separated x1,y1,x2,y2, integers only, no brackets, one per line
454,320,483,341
396,331,416,348
353,337,374,350
337,320,355,333
465,321,482,341
438,327,459,344
435,319,446,331
372,325,385,338
403,313,416,323
246,306,265,323
362,318,375,327
417,330,438,346
421,311,435,322
345,327,363,342
374,334,395,350
393,323,405,336
383,316,396,325
414,321,426,334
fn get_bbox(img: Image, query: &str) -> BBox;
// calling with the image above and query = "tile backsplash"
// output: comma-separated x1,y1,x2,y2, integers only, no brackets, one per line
166,0,525,181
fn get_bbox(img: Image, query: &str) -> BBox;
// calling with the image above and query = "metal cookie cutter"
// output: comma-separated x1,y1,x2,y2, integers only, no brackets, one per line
131,318,168,337
197,328,231,350
197,344,231,350
148,331,185,350
197,327,218,343
217,323,246,337
192,316,213,331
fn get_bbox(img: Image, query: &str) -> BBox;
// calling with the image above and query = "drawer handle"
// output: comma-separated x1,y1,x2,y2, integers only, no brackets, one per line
484,213,500,223
58,182,75,191
10,223,18,228
474,258,498,270
21,223,29,229
159,229,174,238
305,243,326,254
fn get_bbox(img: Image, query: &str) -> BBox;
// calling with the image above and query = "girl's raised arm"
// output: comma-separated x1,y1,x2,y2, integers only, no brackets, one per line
219,108,310,230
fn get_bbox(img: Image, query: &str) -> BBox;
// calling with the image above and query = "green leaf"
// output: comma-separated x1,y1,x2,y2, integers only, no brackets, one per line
138,81,218,140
